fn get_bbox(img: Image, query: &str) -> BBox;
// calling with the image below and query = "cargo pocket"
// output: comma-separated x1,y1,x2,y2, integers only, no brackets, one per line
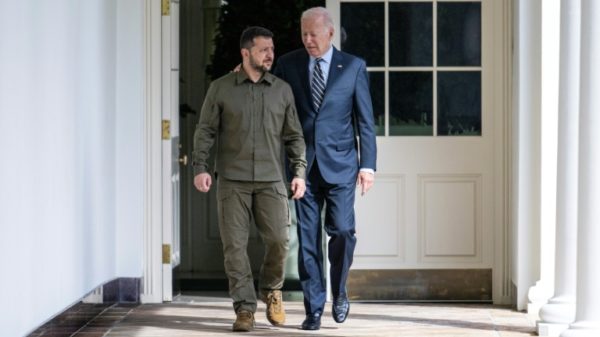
274,183,291,226
216,186,236,227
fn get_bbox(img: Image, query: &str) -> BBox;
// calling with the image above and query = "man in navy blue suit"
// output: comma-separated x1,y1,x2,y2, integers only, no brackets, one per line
274,6,377,331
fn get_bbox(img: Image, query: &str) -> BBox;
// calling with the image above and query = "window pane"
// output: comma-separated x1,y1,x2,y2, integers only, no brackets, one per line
437,71,481,136
389,72,433,136
437,2,481,66
389,3,433,67
341,2,384,67
369,71,385,136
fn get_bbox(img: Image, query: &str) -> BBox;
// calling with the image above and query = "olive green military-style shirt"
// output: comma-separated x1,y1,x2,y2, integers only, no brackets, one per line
192,69,306,182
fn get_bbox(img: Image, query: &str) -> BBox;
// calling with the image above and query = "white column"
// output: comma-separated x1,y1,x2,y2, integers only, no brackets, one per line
528,0,561,319
512,0,542,312
561,1,600,336
538,0,580,335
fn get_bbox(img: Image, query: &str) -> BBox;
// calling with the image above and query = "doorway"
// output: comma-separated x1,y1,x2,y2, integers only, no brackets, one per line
174,0,302,295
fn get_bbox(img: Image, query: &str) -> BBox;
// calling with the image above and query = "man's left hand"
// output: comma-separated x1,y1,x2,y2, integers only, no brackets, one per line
290,178,306,200
357,171,375,196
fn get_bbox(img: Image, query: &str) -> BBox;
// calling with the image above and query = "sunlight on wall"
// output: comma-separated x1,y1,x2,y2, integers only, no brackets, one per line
0,1,144,336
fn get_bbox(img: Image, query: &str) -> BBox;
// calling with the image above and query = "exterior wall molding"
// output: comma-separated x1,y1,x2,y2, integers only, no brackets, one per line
494,0,514,305
141,0,164,304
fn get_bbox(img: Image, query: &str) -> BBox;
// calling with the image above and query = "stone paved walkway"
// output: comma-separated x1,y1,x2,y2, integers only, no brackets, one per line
68,294,536,337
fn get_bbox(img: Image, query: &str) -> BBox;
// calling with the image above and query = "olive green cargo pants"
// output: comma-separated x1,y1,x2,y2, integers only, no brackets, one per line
217,178,290,313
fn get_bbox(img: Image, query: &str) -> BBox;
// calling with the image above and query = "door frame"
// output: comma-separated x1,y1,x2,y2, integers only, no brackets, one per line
141,0,182,304
161,0,181,302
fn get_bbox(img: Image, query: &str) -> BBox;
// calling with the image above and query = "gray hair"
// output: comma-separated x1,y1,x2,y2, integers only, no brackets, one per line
301,7,335,29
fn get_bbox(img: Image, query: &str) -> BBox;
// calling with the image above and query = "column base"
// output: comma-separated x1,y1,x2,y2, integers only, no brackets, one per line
528,281,553,320
538,322,569,336
560,329,600,337
528,301,544,321
560,322,600,337
539,299,575,324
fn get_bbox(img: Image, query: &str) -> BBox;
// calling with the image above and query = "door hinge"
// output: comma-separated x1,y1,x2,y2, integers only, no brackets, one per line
162,120,171,140
162,0,170,16
162,244,171,264
160,0,171,16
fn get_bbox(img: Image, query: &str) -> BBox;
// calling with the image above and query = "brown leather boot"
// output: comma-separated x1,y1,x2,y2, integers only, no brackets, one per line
264,290,285,326
232,310,255,332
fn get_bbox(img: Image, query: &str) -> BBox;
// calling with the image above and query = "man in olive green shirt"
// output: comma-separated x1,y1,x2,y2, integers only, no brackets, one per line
192,26,306,332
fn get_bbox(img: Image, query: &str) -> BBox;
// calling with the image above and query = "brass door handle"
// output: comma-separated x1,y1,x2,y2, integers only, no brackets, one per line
179,155,188,166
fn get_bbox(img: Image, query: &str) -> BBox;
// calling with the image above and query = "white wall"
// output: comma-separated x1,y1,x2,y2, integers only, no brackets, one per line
0,1,145,336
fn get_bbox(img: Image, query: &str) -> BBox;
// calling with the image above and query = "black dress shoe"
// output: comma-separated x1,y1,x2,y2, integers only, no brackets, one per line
332,296,350,323
301,313,322,330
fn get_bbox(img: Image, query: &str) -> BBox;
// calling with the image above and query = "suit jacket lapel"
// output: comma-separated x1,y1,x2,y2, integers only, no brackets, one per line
324,47,344,97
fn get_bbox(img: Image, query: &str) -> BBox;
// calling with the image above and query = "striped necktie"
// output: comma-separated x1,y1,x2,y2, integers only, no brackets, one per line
311,58,325,112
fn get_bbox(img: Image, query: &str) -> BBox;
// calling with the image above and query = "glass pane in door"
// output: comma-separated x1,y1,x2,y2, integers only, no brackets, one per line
389,2,433,67
389,71,433,136
369,71,385,136
437,2,481,66
437,71,481,135
341,2,385,67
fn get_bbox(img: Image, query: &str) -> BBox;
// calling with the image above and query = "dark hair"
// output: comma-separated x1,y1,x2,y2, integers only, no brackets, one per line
240,26,274,50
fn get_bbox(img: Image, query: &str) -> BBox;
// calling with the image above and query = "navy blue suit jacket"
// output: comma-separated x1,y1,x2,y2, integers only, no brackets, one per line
274,47,377,184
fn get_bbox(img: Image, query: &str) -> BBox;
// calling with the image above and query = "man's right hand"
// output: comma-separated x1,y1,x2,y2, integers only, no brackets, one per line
194,173,212,192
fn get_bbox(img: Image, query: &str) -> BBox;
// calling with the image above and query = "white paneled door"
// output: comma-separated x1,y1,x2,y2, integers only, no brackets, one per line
327,0,510,303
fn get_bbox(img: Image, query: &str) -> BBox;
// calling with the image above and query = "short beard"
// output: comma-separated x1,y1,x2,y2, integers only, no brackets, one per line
249,56,271,72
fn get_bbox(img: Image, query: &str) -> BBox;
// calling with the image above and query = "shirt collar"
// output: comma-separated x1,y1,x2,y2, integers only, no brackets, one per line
310,45,334,65
235,68,275,85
